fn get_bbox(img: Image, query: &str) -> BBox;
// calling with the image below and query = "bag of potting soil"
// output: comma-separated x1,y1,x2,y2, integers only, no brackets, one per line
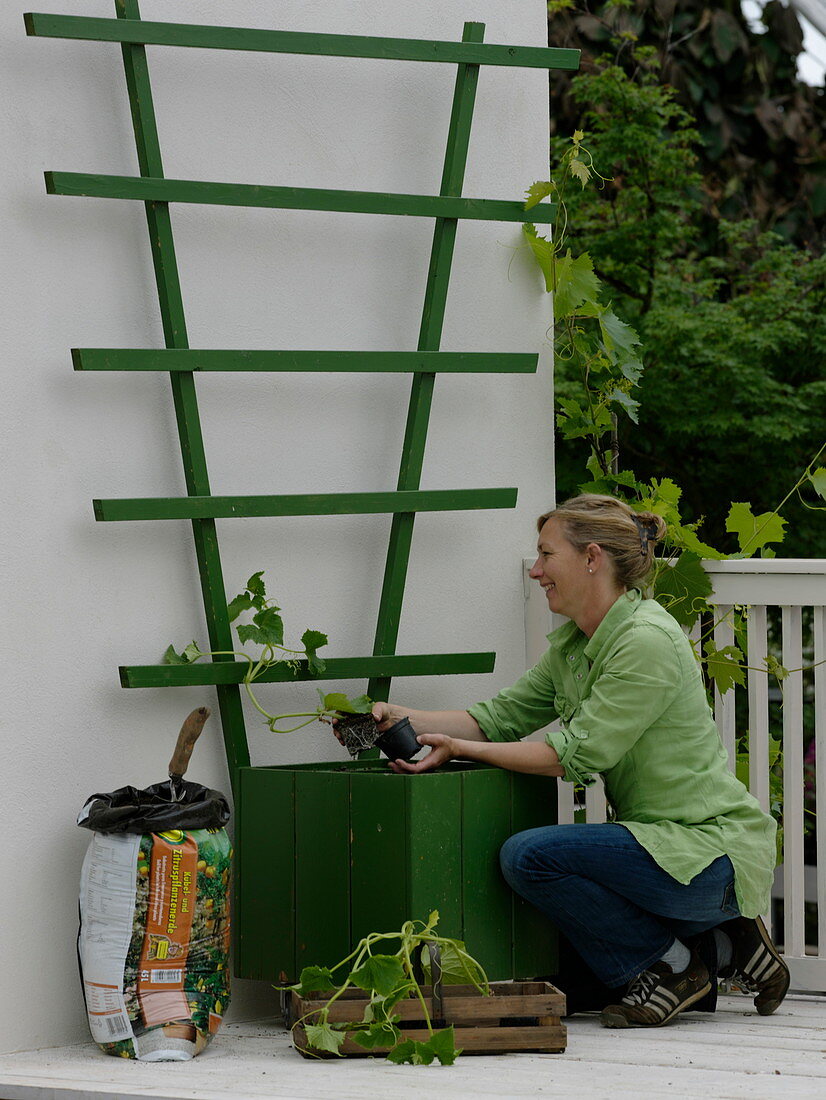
77,783,232,1061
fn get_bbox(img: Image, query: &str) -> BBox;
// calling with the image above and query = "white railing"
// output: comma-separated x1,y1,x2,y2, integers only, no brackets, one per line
522,557,826,992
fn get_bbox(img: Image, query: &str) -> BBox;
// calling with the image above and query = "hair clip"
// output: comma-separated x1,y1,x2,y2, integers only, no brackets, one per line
631,514,656,556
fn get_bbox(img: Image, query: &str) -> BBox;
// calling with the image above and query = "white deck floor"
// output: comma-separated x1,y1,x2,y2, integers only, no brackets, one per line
1,995,825,1100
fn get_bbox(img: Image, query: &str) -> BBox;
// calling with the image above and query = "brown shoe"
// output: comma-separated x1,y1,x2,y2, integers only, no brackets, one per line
720,916,790,1016
600,951,711,1028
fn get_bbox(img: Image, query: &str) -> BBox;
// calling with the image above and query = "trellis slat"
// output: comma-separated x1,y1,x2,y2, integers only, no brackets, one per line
113,0,250,786
25,12,581,70
45,172,556,224
120,651,497,688
72,348,539,373
93,488,517,522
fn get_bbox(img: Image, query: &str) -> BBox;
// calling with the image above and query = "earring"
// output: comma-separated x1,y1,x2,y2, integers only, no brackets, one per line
587,567,593,574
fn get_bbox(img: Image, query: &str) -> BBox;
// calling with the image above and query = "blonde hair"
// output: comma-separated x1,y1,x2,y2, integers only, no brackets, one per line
537,494,667,589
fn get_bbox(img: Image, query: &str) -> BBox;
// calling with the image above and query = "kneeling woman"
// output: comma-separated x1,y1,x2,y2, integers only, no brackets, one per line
361,494,788,1028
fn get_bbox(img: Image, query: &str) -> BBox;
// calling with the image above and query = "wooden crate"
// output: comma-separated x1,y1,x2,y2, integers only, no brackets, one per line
234,759,559,983
291,980,567,1056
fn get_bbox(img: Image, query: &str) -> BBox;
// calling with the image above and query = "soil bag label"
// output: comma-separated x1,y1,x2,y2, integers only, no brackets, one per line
79,827,232,1061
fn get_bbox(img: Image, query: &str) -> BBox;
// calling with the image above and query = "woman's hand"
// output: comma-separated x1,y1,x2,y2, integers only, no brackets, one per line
387,733,456,774
331,701,401,747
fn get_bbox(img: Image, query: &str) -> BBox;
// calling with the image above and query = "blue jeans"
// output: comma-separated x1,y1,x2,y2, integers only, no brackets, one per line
500,823,739,988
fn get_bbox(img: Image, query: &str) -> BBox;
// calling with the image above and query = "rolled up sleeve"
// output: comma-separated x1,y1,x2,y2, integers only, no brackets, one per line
545,624,682,785
467,650,558,742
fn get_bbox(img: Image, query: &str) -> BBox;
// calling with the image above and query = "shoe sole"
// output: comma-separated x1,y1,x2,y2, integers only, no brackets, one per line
751,917,791,1016
600,980,712,1029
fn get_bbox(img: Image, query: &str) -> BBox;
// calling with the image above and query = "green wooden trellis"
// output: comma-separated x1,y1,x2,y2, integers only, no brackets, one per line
27,4,579,796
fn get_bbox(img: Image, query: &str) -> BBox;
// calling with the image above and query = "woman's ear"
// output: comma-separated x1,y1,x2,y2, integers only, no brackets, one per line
585,542,603,573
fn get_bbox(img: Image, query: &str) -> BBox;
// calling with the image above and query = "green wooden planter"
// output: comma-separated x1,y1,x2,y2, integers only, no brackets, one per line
235,760,559,983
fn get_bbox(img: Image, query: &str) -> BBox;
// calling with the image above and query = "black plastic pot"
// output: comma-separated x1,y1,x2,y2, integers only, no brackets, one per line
375,716,421,762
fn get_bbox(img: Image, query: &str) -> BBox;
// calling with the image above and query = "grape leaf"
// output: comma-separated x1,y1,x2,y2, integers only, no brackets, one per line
304,1021,345,1056
553,250,601,320
294,966,337,996
764,655,790,683
569,156,591,188
808,467,826,500
606,386,640,424
653,552,713,628
725,502,787,556
350,955,407,998
523,180,553,210
703,641,746,695
598,309,643,383
522,223,554,292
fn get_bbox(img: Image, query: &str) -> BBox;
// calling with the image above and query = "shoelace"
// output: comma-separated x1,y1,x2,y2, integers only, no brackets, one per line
622,968,660,1007
729,969,760,993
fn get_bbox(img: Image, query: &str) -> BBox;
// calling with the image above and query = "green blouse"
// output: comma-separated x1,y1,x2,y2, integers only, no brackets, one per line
467,588,776,918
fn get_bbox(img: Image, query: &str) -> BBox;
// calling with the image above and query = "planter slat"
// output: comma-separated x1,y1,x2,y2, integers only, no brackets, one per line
236,761,559,983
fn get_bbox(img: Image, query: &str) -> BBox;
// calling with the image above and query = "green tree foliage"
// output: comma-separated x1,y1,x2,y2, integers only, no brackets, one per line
546,62,826,555
547,0,826,251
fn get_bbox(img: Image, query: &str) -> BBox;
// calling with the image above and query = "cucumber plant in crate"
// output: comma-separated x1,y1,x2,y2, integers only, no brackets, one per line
282,910,490,1065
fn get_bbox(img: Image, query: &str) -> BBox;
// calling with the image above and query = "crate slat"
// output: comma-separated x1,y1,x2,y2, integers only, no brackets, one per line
292,979,567,1057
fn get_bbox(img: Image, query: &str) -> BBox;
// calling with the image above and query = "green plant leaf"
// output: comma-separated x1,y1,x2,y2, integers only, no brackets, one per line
725,502,787,556
246,571,266,601
524,180,553,210
351,1021,401,1050
764,655,790,683
703,641,746,695
294,966,337,996
653,551,713,628
606,385,640,424
421,941,486,988
598,309,643,382
350,955,407,998
553,250,601,320
302,628,328,676
425,1026,462,1066
163,644,187,666
387,1027,461,1066
163,642,202,664
240,606,284,648
809,467,826,500
522,223,555,293
227,592,254,622
304,1021,345,1056
569,156,591,188
323,692,373,715
237,623,266,647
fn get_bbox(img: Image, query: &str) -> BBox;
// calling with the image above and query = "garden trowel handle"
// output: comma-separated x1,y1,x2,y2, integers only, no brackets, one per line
168,706,211,782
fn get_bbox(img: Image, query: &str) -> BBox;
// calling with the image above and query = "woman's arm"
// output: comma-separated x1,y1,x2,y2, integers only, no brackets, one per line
372,703,489,740
389,732,563,777
333,702,489,747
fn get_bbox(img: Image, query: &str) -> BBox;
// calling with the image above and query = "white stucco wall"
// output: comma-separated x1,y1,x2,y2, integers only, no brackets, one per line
1,0,554,1053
